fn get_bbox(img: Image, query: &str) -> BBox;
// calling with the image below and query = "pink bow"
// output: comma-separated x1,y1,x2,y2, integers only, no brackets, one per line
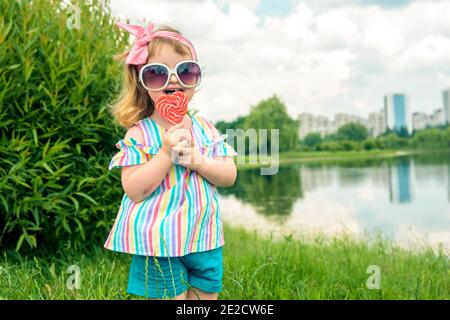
115,21,197,65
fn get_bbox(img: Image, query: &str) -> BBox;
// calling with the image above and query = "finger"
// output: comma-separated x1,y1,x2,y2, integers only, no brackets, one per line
167,123,184,133
172,144,191,154
172,146,182,153
177,155,189,164
176,131,192,144
174,139,189,148
172,126,188,134
184,132,193,142
171,131,186,144
172,129,188,139
172,146,188,155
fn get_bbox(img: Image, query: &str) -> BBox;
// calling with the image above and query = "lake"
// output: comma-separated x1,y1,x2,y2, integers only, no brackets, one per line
218,151,450,254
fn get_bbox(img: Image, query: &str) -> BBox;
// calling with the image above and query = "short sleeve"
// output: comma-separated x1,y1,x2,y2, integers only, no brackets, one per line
207,136,238,157
108,137,160,170
196,116,238,157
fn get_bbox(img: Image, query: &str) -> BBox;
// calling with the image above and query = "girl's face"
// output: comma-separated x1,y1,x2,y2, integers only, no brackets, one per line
146,43,196,105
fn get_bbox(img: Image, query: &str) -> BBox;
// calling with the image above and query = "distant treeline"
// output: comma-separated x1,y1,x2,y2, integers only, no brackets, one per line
215,97,450,153
301,124,450,152
215,95,299,154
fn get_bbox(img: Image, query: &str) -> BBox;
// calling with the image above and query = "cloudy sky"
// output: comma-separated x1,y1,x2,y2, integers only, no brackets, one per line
109,0,450,122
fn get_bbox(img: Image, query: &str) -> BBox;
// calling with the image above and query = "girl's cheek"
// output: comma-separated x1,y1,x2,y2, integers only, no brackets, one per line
185,88,195,101
148,91,163,103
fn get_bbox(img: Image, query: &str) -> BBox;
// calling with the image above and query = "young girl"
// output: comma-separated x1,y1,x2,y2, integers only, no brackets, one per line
104,21,238,300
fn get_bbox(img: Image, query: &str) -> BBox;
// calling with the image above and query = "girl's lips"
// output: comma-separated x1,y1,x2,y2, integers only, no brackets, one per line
164,88,184,95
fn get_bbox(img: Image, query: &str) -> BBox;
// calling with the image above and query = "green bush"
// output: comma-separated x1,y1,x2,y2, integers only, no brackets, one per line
376,133,409,149
339,140,356,151
411,128,449,149
336,122,368,141
363,139,376,150
317,141,340,152
303,132,322,150
0,0,130,252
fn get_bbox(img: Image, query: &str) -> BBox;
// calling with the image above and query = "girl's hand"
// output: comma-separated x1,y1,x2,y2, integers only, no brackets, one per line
172,139,204,171
161,123,191,157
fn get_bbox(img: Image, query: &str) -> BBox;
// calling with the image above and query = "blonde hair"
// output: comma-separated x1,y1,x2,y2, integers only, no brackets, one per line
109,26,193,129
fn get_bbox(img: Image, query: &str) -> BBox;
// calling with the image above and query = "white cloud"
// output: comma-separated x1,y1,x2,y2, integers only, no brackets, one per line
315,8,362,49
392,35,450,72
109,0,450,122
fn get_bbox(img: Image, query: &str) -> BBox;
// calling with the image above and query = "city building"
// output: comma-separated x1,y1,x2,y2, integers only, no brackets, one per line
298,91,447,140
412,112,429,131
298,113,333,139
368,109,386,137
443,88,450,125
431,108,445,127
412,108,445,131
384,93,410,134
298,112,376,139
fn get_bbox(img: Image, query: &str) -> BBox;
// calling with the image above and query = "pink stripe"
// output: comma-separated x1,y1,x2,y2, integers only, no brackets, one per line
202,117,214,130
209,197,215,249
189,174,203,251
177,206,182,256
164,175,170,190
118,144,127,166
137,120,150,146
105,223,114,248
188,176,198,252
201,117,219,138
124,202,137,252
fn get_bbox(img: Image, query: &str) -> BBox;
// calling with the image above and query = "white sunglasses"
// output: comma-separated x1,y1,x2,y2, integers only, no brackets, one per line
138,60,202,91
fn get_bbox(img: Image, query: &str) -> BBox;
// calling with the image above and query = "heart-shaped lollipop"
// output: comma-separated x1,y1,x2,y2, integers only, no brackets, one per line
155,91,188,125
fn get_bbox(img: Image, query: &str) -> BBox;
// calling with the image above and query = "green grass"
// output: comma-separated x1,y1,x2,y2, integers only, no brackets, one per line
234,148,446,169
0,225,448,300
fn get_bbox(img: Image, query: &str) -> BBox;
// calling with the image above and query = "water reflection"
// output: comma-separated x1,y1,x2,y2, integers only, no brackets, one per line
218,166,303,216
388,157,412,203
218,151,450,253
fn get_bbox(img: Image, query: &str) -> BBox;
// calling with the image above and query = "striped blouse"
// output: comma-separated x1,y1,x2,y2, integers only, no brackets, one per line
104,114,238,257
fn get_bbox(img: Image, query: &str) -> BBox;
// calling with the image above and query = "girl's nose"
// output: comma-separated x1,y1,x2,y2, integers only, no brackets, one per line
169,73,178,83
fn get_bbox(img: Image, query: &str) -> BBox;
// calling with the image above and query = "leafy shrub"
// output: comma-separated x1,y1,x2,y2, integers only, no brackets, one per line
0,0,130,252
411,128,448,149
317,141,340,152
376,133,409,149
336,122,368,141
339,140,356,151
303,132,322,150
363,139,376,150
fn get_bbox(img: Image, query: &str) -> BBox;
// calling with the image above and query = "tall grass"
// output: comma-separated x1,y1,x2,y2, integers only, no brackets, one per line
1,226,448,300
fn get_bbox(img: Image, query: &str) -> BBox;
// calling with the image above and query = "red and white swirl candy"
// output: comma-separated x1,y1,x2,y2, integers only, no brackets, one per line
155,91,188,125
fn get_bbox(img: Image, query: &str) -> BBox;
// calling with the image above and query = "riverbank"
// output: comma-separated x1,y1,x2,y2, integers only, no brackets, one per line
1,225,448,299
235,148,450,169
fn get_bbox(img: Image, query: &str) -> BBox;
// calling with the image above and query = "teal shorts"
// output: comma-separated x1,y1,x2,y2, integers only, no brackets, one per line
127,247,223,299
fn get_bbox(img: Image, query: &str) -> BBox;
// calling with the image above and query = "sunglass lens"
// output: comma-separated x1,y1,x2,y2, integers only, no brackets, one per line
142,65,168,89
177,62,201,87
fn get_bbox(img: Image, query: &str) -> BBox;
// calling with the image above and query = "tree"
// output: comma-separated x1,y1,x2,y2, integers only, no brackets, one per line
243,95,299,154
215,116,246,133
397,126,409,138
303,133,322,150
411,128,447,148
337,123,369,141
